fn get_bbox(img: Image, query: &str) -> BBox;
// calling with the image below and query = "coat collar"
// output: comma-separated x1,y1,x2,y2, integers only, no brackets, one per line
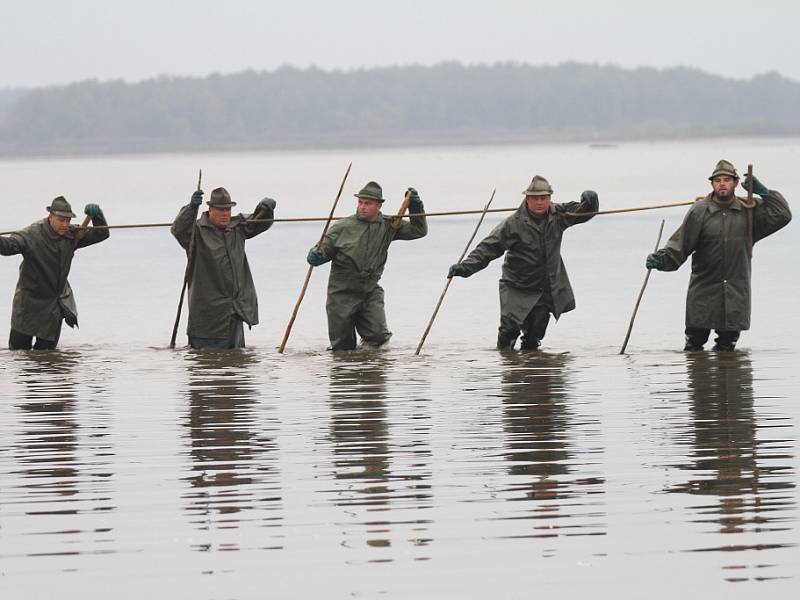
198,211,243,229
40,217,74,240
516,201,556,225
358,211,384,223
706,193,743,213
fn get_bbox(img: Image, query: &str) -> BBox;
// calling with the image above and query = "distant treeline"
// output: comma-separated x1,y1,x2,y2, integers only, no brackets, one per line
1,63,799,156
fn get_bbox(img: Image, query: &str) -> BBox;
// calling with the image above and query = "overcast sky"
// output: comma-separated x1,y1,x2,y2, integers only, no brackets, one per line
3,0,798,88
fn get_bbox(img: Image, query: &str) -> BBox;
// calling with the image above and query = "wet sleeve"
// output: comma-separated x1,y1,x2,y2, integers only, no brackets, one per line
316,222,342,262
394,202,428,241
657,207,703,271
75,212,110,249
556,191,599,229
458,220,509,276
753,189,791,242
243,205,274,239
0,232,27,256
171,204,199,251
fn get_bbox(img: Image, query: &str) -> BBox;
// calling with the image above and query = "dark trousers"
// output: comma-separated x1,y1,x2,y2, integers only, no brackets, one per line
327,286,392,351
9,328,60,350
498,303,551,350
189,317,245,349
685,327,740,351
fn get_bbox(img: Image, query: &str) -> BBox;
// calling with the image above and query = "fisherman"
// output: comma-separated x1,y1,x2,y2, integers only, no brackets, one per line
306,181,427,350
448,176,598,350
0,197,109,350
171,186,276,349
646,160,791,351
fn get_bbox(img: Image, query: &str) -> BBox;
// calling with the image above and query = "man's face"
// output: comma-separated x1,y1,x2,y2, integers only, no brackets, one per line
525,194,551,217
208,206,232,228
711,175,737,201
48,213,71,236
357,198,381,221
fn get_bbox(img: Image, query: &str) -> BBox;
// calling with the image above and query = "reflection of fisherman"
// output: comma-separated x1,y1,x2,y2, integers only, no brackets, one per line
647,160,791,351
0,197,109,350
326,353,433,552
670,353,794,536
14,351,85,501
328,353,391,491
500,353,572,501
172,187,276,349
183,351,279,527
449,176,598,350
307,181,428,350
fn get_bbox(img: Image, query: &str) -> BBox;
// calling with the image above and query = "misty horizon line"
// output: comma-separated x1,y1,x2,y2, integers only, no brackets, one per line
1,60,796,92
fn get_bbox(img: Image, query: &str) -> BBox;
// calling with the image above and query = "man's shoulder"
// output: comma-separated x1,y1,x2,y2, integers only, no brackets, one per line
21,219,48,238
330,214,362,230
687,195,713,215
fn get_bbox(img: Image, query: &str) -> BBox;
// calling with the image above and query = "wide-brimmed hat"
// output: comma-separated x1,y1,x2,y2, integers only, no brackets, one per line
709,159,738,180
207,187,237,208
354,181,385,203
522,175,553,197
46,196,76,218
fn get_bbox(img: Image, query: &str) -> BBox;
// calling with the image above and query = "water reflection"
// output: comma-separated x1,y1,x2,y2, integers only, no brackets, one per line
182,350,282,551
7,350,114,557
669,352,796,581
325,352,433,560
498,352,606,540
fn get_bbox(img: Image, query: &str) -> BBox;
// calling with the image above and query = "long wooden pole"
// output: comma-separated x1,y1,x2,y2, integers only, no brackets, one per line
277,162,352,353
0,199,699,236
169,169,202,349
415,189,496,355
619,219,665,355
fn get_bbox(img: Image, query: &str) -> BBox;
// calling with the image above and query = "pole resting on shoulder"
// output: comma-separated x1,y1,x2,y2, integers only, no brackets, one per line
73,214,93,248
391,190,412,234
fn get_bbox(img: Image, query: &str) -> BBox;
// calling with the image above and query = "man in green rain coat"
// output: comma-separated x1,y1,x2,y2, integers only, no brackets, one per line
646,160,791,351
449,176,598,350
0,196,109,350
307,181,427,350
172,187,276,349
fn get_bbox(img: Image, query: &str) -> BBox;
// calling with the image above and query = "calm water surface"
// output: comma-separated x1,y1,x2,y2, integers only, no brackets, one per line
1,139,798,598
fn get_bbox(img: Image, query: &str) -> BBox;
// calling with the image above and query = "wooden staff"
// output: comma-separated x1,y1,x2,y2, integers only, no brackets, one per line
72,214,92,248
277,162,352,353
169,169,202,349
389,189,413,239
415,189,496,355
743,163,755,258
619,219,665,355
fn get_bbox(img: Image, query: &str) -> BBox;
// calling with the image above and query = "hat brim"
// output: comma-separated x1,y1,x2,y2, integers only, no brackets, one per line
523,191,553,197
48,208,77,218
708,173,739,180
354,193,384,202
207,202,237,208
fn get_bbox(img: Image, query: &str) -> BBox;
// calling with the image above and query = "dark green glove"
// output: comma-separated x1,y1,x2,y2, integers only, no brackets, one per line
407,187,423,213
580,190,599,211
448,263,468,278
84,203,102,217
259,197,277,213
190,190,203,207
741,174,769,197
307,248,328,266
645,253,664,270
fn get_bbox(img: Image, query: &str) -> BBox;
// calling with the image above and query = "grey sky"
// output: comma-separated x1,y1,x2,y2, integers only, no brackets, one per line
3,0,798,88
